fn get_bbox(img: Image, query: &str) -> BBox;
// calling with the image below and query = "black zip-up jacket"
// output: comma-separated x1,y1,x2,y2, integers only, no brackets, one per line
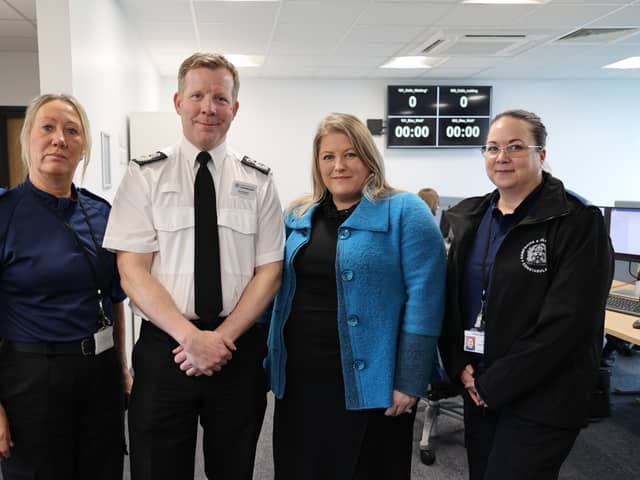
439,173,613,428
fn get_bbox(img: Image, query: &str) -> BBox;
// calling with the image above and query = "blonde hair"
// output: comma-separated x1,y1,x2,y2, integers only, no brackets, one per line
20,93,92,178
417,188,439,216
178,52,240,101
289,112,394,216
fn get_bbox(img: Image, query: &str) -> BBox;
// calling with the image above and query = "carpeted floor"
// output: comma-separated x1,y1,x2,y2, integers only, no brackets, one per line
38,348,637,480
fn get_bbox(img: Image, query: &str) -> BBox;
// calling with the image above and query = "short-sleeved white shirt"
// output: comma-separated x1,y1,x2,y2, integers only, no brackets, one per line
103,137,284,318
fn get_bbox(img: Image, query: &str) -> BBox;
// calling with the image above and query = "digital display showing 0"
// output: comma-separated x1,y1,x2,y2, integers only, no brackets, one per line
387,85,492,149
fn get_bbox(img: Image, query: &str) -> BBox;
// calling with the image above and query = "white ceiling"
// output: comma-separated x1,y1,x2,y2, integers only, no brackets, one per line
2,0,640,79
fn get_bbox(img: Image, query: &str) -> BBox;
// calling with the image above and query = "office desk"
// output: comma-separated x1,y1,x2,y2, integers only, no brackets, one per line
605,282,640,399
605,281,640,346
605,310,640,346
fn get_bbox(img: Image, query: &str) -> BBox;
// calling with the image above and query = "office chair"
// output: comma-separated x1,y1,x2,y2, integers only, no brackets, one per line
418,352,464,465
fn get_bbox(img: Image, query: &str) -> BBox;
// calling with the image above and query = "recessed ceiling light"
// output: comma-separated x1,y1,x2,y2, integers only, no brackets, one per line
225,54,264,67
603,57,640,69
380,56,442,69
462,0,549,4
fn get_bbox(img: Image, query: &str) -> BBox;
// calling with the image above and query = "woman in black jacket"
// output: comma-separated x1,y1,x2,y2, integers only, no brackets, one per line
439,109,613,480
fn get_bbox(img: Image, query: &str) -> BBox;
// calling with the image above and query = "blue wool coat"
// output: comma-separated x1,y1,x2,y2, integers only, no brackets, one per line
265,192,446,409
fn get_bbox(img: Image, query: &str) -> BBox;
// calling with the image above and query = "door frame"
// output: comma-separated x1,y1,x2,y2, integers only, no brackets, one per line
0,106,27,187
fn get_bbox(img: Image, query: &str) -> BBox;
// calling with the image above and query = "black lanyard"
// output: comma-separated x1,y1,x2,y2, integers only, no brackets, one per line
476,212,494,331
28,184,110,326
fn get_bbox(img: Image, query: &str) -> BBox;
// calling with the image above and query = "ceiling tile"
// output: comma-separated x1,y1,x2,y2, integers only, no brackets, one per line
516,4,623,28
344,24,425,43
334,41,406,57
264,54,331,68
547,0,630,5
278,1,365,26
438,55,505,69
114,0,640,80
357,2,454,26
199,22,272,53
269,39,338,55
437,5,539,28
119,0,192,22
194,0,279,24
588,5,640,27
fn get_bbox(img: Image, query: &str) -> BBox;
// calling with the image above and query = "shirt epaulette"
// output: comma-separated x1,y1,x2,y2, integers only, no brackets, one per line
241,155,270,175
131,151,168,166
78,188,112,208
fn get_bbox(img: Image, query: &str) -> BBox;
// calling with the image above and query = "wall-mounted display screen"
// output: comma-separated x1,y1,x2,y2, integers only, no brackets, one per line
387,85,492,149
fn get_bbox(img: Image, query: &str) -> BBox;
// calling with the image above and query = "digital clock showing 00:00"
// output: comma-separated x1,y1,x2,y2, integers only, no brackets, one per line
386,117,436,147
438,117,490,147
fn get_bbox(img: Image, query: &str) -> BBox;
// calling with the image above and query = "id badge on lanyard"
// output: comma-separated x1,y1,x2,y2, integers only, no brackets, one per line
94,295,114,355
463,212,495,356
463,306,485,354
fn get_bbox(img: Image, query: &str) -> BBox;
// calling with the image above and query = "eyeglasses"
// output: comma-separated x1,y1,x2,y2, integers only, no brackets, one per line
480,143,542,158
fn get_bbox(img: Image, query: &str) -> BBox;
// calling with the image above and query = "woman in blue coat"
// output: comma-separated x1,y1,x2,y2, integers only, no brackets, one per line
265,113,446,479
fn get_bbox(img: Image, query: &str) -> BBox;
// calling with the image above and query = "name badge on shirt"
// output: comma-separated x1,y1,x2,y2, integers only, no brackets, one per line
463,329,485,354
94,325,114,355
232,181,257,199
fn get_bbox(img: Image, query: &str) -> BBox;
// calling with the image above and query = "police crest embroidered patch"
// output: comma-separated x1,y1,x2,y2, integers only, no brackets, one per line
520,238,547,273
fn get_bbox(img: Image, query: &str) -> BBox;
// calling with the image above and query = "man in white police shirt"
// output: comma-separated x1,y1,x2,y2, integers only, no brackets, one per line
103,53,284,480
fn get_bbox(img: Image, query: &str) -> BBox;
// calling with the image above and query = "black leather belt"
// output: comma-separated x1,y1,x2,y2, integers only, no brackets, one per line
2,337,98,356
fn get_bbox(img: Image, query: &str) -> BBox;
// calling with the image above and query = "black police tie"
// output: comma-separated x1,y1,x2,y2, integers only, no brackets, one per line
194,151,223,319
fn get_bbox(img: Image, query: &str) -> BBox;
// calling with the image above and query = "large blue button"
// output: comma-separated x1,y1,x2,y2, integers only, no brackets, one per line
341,270,354,281
347,315,359,326
353,360,366,370
339,229,350,240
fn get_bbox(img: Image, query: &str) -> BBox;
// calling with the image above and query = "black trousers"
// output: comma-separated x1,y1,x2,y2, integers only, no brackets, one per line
464,398,580,480
273,368,417,480
0,346,125,480
128,321,267,480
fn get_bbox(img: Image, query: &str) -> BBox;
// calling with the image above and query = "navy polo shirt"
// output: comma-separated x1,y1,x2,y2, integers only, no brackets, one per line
461,180,544,362
0,178,126,342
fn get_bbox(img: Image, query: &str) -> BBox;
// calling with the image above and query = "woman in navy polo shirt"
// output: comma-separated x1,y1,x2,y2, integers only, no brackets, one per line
0,94,130,479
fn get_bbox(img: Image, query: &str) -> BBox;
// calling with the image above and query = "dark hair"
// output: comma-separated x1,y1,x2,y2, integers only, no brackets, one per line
490,109,547,147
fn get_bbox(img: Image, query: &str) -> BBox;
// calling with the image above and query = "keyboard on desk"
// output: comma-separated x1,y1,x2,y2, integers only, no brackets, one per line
606,294,640,317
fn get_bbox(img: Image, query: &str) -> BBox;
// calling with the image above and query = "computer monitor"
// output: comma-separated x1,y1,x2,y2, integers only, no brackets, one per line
609,207,640,263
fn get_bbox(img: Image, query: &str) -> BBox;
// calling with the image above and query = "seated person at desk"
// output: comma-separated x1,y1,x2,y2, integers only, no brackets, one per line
439,109,613,480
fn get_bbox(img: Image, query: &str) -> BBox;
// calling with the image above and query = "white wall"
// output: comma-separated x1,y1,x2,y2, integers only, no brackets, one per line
34,0,163,363
66,0,161,201
154,76,639,208
0,52,39,105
